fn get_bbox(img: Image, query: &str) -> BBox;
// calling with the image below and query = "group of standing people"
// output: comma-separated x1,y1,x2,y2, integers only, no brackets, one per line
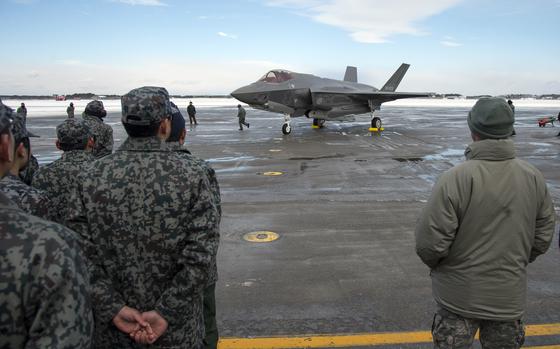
0,94,557,349
0,87,221,349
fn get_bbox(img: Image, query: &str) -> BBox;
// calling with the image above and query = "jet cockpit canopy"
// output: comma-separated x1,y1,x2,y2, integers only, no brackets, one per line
258,70,294,83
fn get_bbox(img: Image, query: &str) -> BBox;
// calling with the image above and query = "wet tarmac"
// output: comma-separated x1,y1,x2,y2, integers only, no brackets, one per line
25,101,560,348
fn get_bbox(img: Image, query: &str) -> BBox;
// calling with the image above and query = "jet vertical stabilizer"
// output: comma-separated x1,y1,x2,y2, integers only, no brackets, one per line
343,66,357,83
380,63,410,92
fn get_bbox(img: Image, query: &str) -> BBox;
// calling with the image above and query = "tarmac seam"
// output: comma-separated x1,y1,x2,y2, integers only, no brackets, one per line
217,323,560,349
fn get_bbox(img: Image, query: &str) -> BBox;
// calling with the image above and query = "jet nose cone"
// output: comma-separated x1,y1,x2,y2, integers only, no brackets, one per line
231,85,252,103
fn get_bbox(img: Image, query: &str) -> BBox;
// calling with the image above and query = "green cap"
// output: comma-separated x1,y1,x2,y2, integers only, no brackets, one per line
468,97,514,139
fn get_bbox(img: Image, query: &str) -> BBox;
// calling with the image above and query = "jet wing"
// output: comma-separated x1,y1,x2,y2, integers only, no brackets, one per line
310,87,429,106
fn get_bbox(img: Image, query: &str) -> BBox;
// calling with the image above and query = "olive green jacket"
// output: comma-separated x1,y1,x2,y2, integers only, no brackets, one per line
415,139,555,320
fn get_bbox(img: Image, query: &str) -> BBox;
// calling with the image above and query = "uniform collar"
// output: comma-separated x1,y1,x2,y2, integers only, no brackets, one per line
118,136,169,152
61,150,95,162
465,139,516,161
3,173,22,183
166,142,191,154
83,114,103,123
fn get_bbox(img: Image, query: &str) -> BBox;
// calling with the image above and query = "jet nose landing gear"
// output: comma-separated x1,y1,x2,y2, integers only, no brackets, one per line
282,114,292,135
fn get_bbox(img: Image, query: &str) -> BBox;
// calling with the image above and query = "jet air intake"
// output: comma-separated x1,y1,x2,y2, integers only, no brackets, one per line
264,101,295,115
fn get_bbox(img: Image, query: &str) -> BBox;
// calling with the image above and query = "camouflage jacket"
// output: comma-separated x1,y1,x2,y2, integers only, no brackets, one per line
19,154,39,185
168,142,221,285
67,136,220,349
0,192,93,348
82,114,113,159
0,173,54,221
32,150,94,224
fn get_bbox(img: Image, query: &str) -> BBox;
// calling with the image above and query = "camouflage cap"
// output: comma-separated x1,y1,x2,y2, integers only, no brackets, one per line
12,114,38,142
167,101,186,142
0,103,14,133
121,86,171,126
85,100,107,118
56,119,92,147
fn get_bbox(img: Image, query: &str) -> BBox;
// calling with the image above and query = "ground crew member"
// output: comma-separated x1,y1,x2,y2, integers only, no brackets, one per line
0,103,94,348
187,100,198,125
237,104,249,130
508,99,516,135
0,114,53,220
67,86,219,348
32,119,95,223
557,111,560,137
415,97,556,349
16,102,27,123
67,102,75,118
82,100,113,158
167,102,221,349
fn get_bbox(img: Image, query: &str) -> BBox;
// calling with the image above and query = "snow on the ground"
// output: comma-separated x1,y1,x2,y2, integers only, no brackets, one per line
2,98,559,118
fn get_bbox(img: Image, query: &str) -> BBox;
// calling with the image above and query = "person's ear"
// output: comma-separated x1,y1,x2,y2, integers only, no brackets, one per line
16,142,28,159
56,140,62,150
0,133,14,162
178,128,186,145
158,118,172,141
86,137,95,150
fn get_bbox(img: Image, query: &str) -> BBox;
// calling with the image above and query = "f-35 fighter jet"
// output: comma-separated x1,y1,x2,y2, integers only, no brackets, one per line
231,63,429,135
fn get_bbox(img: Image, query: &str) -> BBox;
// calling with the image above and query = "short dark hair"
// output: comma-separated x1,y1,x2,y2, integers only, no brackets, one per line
123,122,160,138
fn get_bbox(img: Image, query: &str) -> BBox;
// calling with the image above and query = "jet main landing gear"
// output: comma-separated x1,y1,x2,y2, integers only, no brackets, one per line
371,117,382,129
312,118,325,129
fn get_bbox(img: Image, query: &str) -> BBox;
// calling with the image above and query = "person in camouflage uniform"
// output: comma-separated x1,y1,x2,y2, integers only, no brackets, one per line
19,153,38,185
82,100,113,158
0,114,54,220
0,103,94,348
32,119,95,223
167,102,221,349
67,86,220,348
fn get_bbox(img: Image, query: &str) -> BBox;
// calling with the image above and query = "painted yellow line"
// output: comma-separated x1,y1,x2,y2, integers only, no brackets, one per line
526,346,560,349
218,323,560,349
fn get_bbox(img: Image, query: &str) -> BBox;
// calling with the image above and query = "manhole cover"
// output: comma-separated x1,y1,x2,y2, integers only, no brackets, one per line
261,171,284,176
243,231,280,243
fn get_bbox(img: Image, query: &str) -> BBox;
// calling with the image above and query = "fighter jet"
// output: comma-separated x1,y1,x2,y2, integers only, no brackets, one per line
231,63,429,135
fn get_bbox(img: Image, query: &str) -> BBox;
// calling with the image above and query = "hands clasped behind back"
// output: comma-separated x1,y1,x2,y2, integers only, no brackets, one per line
113,306,169,345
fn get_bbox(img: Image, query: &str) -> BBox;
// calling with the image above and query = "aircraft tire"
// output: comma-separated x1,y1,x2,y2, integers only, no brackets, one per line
282,124,291,135
371,117,382,129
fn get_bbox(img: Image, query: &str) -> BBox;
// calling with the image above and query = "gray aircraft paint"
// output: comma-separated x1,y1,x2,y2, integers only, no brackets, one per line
231,63,429,134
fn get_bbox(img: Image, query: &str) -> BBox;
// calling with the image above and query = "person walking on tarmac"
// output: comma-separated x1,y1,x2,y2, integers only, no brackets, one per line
187,101,198,125
237,104,249,130
416,97,555,349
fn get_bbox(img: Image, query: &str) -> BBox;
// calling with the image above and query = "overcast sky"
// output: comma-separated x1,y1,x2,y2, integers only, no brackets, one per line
1,0,559,95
